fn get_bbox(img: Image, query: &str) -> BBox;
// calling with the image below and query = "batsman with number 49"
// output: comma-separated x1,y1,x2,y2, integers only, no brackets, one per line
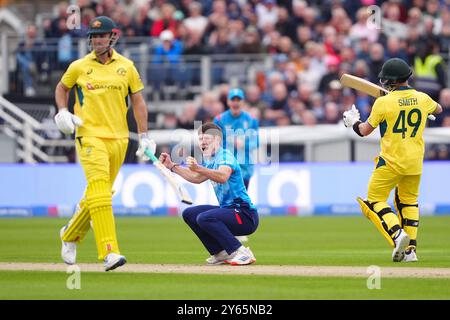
343,58,443,262
54,16,156,271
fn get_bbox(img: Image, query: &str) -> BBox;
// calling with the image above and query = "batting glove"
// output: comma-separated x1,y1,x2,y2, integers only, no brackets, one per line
136,132,156,161
54,108,83,135
343,104,361,128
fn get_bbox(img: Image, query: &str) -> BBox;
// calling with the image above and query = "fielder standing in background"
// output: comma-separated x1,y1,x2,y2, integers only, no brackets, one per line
54,16,155,271
343,58,442,262
159,123,259,265
214,88,259,242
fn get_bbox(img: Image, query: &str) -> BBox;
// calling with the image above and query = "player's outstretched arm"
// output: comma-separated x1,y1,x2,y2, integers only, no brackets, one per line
159,153,207,184
187,156,232,184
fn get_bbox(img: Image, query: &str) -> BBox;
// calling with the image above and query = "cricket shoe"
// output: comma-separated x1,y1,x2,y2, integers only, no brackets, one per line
104,253,127,271
227,246,256,266
402,247,418,262
60,226,76,265
392,229,410,262
235,235,249,242
206,250,235,265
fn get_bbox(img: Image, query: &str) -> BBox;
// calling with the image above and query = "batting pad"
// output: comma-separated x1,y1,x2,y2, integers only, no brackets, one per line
62,193,91,242
394,188,419,247
87,179,120,260
357,197,397,247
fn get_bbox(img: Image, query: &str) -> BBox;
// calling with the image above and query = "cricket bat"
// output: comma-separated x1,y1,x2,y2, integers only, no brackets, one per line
340,73,436,121
144,149,193,205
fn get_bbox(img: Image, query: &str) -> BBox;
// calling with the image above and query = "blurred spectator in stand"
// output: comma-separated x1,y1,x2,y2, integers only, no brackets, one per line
151,2,178,37
384,36,408,61
382,2,408,40
278,36,293,56
134,3,154,36
256,0,279,30
183,2,208,38
298,55,322,92
367,43,385,83
263,29,281,54
406,27,422,63
237,26,264,54
439,8,450,54
318,55,340,94
295,25,312,51
407,7,424,34
16,24,46,97
355,37,371,63
276,6,290,37
422,15,440,45
310,92,325,122
246,85,269,120
227,19,246,48
297,83,313,109
285,0,307,42
322,102,340,124
195,92,219,122
150,30,183,88
413,40,446,101
206,0,228,36
264,83,289,126
349,6,379,44
177,103,198,129
208,27,235,54
324,80,344,107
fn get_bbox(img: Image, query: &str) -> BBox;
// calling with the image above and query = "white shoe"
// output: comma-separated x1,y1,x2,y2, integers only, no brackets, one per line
104,253,127,271
402,247,418,262
235,235,249,242
60,226,76,265
206,250,234,265
227,246,256,266
392,229,410,262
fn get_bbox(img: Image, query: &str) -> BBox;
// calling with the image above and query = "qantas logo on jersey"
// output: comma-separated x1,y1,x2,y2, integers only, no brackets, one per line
86,83,122,91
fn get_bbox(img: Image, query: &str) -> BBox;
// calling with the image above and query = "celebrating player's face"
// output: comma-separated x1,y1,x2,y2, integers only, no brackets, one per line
198,133,220,157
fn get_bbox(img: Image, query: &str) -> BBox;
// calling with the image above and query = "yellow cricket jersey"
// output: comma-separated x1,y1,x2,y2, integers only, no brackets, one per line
60,50,144,139
367,87,437,175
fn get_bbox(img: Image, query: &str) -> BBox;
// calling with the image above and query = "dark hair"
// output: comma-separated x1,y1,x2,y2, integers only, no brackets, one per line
198,122,222,138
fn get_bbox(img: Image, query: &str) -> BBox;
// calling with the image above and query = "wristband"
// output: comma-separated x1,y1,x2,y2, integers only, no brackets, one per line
352,120,363,137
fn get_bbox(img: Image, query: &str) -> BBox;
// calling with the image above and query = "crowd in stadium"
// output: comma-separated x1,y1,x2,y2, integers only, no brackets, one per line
13,0,450,160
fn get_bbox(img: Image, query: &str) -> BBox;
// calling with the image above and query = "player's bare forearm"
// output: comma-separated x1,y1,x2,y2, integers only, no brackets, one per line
55,82,70,110
131,92,148,133
172,166,207,184
194,166,231,184
355,121,375,137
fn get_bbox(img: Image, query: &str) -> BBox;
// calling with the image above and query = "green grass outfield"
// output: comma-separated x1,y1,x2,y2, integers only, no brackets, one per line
0,216,449,299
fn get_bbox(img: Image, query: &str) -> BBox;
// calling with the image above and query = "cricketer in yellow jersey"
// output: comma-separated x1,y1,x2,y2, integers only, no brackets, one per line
54,16,156,271
343,58,443,262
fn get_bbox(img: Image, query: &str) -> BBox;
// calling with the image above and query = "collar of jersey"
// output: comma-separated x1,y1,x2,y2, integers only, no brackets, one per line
394,86,413,91
88,49,118,64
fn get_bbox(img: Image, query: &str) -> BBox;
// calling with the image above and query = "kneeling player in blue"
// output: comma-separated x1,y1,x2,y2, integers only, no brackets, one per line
158,123,259,265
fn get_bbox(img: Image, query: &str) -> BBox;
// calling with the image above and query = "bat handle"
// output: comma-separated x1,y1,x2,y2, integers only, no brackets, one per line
143,148,159,163
427,114,436,121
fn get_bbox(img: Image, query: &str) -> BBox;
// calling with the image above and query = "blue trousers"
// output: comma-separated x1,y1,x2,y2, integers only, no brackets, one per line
182,205,259,255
